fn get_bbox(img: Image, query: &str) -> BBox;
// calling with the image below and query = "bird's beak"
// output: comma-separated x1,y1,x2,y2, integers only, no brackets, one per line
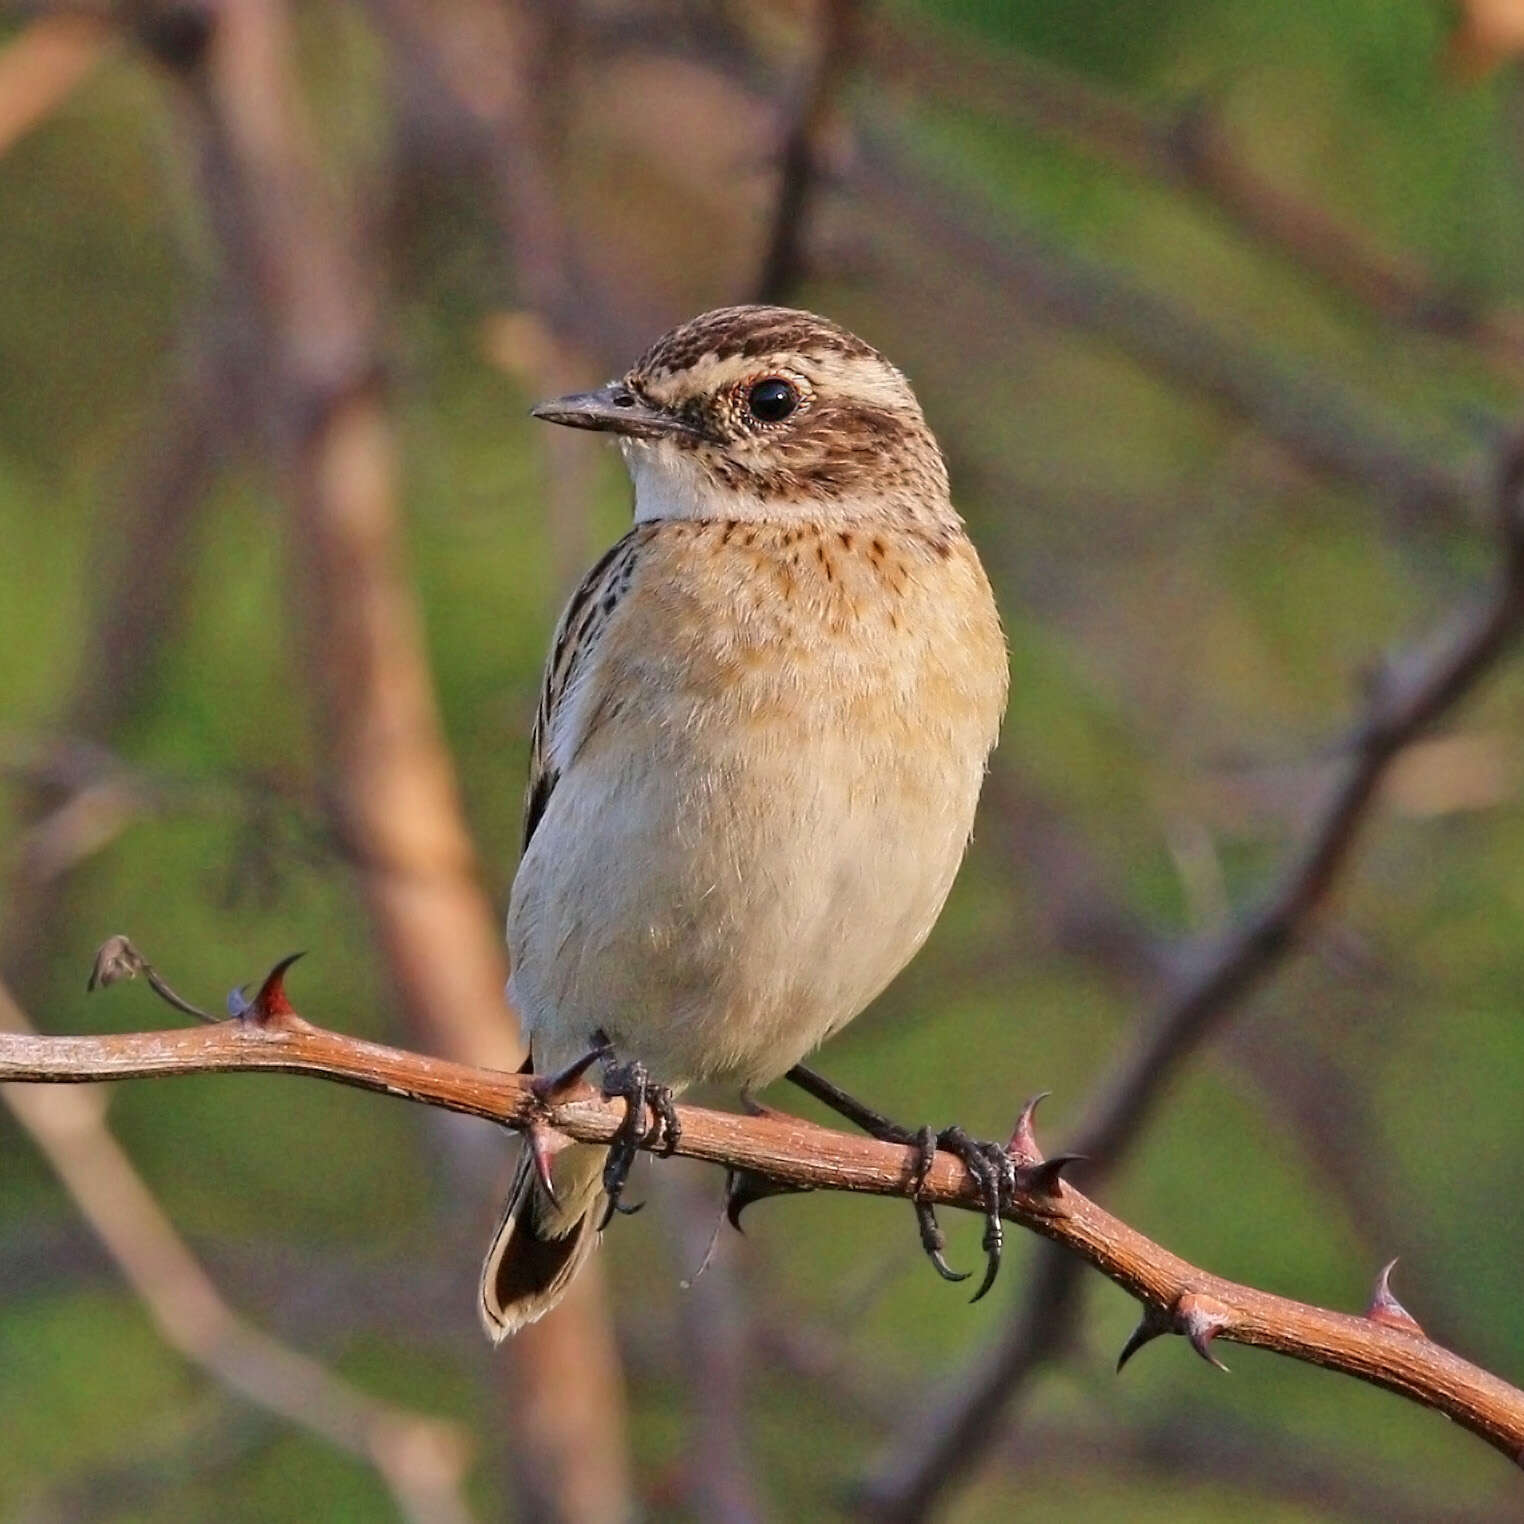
530,382,702,442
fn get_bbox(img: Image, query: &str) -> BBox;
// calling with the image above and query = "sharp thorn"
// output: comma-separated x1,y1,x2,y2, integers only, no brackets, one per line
1116,1308,1169,1372
1007,1090,1051,1161
528,1123,567,1205
1016,1152,1085,1196
242,952,306,1024
724,1171,748,1234
1178,1291,1232,1372
723,1167,811,1232
1186,1324,1230,1372
532,1040,610,1103
1366,1257,1424,1336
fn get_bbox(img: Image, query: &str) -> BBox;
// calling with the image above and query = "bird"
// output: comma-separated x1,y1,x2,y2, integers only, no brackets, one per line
480,304,1008,1341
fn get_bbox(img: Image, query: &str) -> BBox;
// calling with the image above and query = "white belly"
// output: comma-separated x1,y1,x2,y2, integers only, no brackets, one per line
509,723,980,1087
506,518,1007,1091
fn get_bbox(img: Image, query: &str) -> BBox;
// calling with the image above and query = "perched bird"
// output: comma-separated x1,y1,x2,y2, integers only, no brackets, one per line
480,304,1008,1341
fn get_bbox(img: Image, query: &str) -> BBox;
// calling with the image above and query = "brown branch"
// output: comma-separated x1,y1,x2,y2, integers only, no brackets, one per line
754,0,861,303
149,0,523,1069
0,982,475,1524
5,976,1524,1475
854,435,1524,1523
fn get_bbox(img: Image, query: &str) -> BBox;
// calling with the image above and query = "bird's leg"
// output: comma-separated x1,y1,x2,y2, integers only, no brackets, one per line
597,1043,681,1229
934,1125,1018,1302
785,1064,1014,1298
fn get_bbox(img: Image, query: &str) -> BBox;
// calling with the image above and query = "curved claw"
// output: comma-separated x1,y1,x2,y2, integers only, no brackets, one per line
915,1200,971,1282
935,1127,1009,1302
968,1247,1003,1303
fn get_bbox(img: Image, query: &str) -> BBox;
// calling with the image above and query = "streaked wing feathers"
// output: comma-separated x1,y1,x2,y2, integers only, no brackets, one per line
523,528,646,848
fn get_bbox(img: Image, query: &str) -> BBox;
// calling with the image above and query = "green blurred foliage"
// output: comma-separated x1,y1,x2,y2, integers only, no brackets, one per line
3,0,1524,1519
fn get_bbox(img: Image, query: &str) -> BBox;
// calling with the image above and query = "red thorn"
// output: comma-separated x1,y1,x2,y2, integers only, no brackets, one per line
1177,1291,1231,1372
529,1123,569,1205
245,952,307,1026
1116,1306,1170,1372
1007,1091,1051,1162
1366,1258,1424,1336
1015,1152,1084,1198
531,1041,608,1103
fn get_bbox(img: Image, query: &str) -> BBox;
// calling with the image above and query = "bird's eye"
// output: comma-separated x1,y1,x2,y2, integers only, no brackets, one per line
745,377,798,424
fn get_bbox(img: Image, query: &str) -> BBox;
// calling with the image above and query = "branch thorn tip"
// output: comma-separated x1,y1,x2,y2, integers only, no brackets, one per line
1007,1090,1051,1161
1366,1258,1425,1336
243,952,307,1026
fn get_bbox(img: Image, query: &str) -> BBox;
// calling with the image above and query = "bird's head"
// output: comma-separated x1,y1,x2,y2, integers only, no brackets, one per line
532,305,953,527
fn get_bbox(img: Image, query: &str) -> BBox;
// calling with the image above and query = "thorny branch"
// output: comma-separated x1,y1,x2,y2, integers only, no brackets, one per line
6,950,1524,1476
854,391,1524,1522
0,979,475,1524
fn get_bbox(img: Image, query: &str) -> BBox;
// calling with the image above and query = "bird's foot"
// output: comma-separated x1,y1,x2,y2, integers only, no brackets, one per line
916,1125,1017,1302
598,1049,681,1229
784,1064,1023,1300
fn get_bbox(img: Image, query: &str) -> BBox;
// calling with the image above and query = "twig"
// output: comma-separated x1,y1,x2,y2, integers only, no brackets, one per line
754,0,861,303
853,425,1524,1523
6,957,1524,1474
366,0,629,591
0,980,475,1524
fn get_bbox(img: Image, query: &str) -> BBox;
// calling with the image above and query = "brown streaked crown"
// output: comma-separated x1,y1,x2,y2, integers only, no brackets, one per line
624,305,956,523
631,304,879,378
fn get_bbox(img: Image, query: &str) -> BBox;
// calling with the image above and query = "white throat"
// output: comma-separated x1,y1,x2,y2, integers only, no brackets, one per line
622,438,919,526
625,441,742,523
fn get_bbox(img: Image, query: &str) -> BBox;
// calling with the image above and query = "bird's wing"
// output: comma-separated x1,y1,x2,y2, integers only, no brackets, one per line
522,527,647,849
